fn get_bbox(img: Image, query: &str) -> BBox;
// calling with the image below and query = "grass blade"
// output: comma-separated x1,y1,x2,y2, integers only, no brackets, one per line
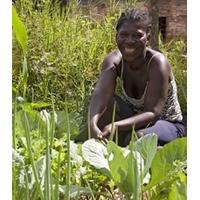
87,106,91,139
109,100,117,141
65,105,71,200
24,166,30,200
23,112,44,200
12,96,17,149
55,148,62,200
43,111,51,200
85,179,95,200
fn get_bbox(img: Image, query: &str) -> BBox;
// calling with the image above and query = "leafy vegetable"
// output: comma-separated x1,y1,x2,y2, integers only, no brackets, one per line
82,139,110,171
145,138,187,190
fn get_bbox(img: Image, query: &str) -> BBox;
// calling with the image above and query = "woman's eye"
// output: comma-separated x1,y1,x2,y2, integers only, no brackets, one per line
119,32,127,37
134,34,142,39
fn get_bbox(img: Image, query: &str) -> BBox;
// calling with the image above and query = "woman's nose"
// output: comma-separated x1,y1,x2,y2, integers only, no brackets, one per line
126,35,136,44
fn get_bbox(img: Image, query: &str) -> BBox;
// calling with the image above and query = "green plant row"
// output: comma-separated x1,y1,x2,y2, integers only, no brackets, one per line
13,101,187,199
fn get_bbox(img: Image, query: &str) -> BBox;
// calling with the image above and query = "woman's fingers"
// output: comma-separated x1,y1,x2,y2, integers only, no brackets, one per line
97,132,108,144
91,122,109,144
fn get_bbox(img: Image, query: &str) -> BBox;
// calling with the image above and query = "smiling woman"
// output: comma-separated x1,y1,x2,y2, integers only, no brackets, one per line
89,8,186,147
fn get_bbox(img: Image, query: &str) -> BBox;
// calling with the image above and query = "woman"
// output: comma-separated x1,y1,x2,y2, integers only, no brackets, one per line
89,8,185,146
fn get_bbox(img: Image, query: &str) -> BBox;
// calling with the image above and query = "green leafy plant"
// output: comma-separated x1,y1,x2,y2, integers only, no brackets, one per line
13,101,101,199
82,136,187,199
82,133,157,199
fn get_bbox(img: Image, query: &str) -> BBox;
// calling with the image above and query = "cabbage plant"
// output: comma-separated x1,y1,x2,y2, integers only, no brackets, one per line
82,135,187,199
82,133,158,199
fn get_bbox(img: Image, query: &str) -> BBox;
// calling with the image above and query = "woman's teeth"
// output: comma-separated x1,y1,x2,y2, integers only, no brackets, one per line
125,47,135,53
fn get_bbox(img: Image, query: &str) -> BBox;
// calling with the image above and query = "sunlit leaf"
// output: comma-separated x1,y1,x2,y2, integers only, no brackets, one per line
134,134,157,175
59,185,95,198
82,139,110,174
145,138,187,189
107,141,128,184
168,175,187,200
12,5,28,55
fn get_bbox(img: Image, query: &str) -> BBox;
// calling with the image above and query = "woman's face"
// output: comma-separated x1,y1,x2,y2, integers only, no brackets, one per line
116,21,149,63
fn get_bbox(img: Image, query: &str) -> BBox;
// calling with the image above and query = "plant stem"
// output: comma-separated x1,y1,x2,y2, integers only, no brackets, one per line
65,105,71,200
12,96,17,149
55,148,61,200
44,111,51,200
109,101,117,141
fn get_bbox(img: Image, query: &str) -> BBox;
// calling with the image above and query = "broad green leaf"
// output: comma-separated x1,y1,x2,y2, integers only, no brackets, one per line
82,139,110,176
145,138,187,189
15,110,45,136
134,134,158,175
28,102,51,109
107,141,144,199
119,150,144,199
70,141,83,165
12,148,24,164
55,111,80,139
20,137,27,149
35,156,46,180
107,141,128,184
12,5,28,55
59,185,95,198
27,156,46,195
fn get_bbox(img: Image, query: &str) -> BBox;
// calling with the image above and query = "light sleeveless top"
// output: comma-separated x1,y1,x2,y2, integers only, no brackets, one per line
119,53,183,122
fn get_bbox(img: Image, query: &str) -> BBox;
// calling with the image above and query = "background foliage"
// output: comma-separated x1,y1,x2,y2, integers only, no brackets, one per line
12,0,187,117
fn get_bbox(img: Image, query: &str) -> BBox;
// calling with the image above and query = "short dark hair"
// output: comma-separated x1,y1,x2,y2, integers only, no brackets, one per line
116,8,151,33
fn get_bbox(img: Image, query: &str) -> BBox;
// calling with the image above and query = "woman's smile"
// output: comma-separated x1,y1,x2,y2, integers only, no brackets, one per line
124,47,135,54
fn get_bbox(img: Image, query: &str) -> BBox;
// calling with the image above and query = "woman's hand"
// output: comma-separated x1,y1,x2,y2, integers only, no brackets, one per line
102,123,117,139
90,120,108,144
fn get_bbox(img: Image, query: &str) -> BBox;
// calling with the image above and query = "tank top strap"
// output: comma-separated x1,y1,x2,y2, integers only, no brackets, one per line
146,52,161,70
120,59,124,80
121,52,161,77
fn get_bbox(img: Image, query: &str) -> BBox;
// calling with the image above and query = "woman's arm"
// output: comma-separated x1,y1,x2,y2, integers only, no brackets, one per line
89,51,121,138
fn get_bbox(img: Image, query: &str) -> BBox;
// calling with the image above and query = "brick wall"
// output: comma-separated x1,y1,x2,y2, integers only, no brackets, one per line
78,0,187,41
157,0,187,41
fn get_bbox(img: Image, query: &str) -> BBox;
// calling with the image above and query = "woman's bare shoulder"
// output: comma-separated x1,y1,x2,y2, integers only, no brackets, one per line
146,48,169,64
102,50,122,70
146,48,172,80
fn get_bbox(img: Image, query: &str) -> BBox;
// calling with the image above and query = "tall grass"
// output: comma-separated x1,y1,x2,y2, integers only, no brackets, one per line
13,0,119,112
160,40,187,118
13,0,187,117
